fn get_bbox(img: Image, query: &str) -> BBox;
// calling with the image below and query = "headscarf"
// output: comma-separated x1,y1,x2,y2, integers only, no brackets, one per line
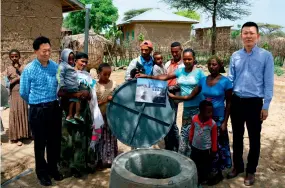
60,48,73,65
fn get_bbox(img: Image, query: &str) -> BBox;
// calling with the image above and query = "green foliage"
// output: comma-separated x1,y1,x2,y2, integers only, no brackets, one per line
231,30,240,39
274,66,284,76
257,23,284,35
274,56,284,67
105,23,122,40
63,0,118,34
123,8,152,21
138,33,145,42
262,42,270,50
174,10,200,21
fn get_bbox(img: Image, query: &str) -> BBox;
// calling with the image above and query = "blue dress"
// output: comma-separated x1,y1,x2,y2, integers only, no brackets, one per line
199,75,233,174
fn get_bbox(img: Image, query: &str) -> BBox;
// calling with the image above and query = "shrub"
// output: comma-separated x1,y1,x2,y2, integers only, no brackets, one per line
274,56,284,67
274,65,284,76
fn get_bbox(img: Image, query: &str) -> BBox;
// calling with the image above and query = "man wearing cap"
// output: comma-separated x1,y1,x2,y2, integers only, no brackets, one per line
125,40,154,81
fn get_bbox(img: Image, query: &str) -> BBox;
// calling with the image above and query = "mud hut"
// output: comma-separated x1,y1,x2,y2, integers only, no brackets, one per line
1,0,84,72
61,32,111,71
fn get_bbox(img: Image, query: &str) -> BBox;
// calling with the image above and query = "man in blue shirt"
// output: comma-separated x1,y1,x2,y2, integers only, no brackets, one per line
125,40,154,80
227,22,274,186
20,36,63,186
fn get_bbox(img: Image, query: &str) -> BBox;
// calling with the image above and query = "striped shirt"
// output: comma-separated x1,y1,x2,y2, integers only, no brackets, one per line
20,58,58,104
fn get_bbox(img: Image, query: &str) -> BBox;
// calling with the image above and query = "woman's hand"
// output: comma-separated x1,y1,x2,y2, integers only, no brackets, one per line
135,73,148,78
79,90,91,100
221,121,227,132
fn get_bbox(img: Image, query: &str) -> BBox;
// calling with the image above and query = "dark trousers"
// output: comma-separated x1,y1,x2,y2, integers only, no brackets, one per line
164,103,179,152
230,94,263,174
191,146,211,184
29,100,62,177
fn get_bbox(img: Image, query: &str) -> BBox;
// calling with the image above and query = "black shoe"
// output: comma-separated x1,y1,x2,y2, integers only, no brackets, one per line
38,175,52,186
49,171,63,181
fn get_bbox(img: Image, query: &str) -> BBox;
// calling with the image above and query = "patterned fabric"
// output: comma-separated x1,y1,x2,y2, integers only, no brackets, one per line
175,68,205,107
211,116,232,174
190,115,217,152
96,80,118,166
20,59,58,104
60,93,94,172
228,45,274,110
178,106,199,157
199,75,233,116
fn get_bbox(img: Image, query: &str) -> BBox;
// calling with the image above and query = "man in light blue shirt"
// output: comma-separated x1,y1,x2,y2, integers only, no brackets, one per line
20,36,63,186
227,22,274,186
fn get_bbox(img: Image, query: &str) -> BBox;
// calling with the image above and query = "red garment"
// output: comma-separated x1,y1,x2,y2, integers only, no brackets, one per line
189,115,218,152
166,59,182,86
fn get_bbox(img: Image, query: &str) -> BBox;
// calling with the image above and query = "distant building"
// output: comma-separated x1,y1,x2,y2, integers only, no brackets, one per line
194,25,232,53
117,8,199,47
1,0,84,72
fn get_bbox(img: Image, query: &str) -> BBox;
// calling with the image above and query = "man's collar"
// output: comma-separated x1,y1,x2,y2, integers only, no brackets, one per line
140,55,153,64
35,58,50,67
243,44,258,54
171,58,183,65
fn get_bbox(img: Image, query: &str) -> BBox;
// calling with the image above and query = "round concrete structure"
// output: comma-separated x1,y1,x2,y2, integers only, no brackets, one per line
109,149,198,188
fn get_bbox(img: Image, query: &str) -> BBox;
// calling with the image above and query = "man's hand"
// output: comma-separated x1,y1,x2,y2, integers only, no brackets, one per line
168,92,176,98
135,73,148,78
260,109,268,121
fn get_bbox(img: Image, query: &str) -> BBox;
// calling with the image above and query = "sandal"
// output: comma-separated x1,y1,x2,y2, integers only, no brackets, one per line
74,115,84,122
66,118,78,124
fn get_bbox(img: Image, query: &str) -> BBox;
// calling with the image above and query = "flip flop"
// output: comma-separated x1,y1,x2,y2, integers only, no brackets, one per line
74,115,84,122
66,118,78,124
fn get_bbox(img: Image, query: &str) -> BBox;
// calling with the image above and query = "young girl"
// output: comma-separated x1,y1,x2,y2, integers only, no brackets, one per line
7,49,30,146
152,52,166,76
190,100,217,186
96,63,118,168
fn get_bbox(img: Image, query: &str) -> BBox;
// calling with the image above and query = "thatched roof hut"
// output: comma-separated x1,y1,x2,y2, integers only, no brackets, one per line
61,32,111,71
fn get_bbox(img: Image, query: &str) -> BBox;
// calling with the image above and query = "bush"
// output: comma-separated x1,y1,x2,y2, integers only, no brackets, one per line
274,66,284,76
274,56,284,67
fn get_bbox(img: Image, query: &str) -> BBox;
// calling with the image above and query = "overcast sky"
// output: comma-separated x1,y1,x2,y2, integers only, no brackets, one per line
113,0,285,30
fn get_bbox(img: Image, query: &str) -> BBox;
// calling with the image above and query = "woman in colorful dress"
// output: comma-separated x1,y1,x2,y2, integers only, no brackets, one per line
6,49,30,146
137,48,205,157
58,51,104,178
96,63,118,168
169,55,232,185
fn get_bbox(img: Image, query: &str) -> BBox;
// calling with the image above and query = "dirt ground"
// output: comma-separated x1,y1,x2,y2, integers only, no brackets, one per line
1,70,285,188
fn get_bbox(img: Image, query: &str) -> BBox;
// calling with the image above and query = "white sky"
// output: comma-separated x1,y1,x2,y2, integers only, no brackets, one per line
113,0,285,30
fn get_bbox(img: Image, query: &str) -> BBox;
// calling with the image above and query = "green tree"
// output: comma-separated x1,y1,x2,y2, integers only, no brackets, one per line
63,0,118,34
257,23,284,35
164,0,251,55
123,8,152,21
231,24,241,39
174,10,200,21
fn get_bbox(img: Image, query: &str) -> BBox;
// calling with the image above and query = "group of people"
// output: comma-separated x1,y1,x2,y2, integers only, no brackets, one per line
128,21,274,187
4,21,273,187
6,36,119,186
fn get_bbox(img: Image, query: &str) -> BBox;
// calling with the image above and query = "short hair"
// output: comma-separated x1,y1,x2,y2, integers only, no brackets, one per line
9,49,20,56
199,100,213,111
33,36,51,50
183,48,198,65
75,52,88,60
241,22,259,33
98,63,111,73
153,51,162,57
207,55,225,73
170,42,181,48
